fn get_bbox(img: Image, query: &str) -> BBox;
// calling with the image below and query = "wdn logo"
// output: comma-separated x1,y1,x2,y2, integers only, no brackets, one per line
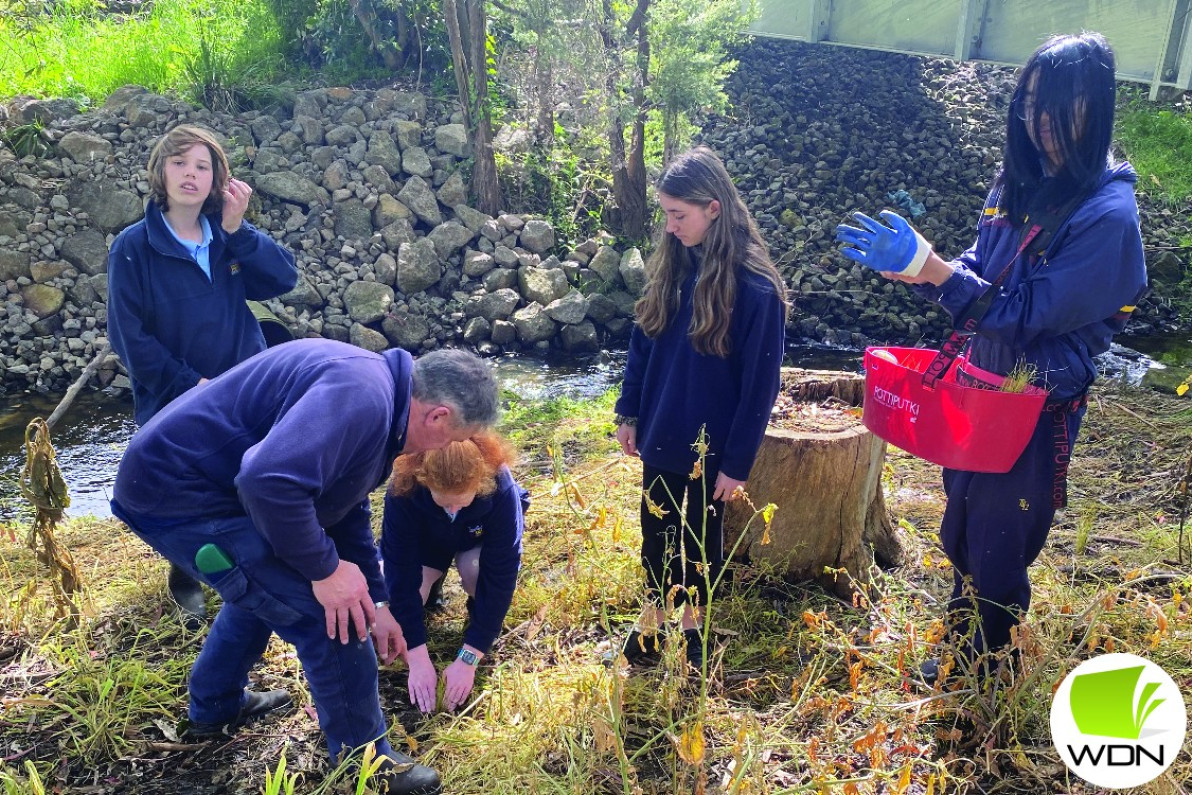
871,386,919,421
1050,653,1187,788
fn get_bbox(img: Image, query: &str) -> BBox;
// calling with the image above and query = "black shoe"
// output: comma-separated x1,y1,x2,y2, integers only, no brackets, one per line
682,628,705,672
373,751,442,794
168,563,207,628
424,576,446,613
603,630,662,667
187,689,293,738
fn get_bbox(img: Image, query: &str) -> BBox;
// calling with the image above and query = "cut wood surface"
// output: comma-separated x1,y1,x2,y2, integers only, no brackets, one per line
725,368,902,597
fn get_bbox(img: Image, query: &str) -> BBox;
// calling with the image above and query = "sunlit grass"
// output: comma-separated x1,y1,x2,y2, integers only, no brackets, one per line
1117,100,1192,206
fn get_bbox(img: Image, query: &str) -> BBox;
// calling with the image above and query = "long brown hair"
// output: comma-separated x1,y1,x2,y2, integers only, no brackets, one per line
146,124,230,215
635,146,788,357
389,431,515,498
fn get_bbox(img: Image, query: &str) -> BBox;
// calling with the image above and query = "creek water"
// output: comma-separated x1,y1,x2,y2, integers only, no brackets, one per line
0,345,865,521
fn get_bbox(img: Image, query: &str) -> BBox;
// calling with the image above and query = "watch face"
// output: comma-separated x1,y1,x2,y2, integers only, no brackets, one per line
459,649,478,666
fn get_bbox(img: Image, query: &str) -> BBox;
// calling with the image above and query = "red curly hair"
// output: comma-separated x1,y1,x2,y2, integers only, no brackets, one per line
390,431,515,498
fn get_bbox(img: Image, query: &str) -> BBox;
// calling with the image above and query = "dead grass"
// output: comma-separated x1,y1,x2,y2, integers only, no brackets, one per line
2,383,1191,793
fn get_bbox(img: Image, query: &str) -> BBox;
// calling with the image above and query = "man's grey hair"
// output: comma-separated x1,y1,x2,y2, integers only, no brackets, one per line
411,348,499,428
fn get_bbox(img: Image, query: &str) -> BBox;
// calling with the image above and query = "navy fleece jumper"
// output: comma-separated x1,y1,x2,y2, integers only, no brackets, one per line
107,201,298,424
381,467,528,654
112,339,413,602
614,256,785,481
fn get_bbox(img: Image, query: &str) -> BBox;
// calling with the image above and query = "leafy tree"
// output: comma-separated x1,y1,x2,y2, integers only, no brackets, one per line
599,0,651,241
444,0,504,214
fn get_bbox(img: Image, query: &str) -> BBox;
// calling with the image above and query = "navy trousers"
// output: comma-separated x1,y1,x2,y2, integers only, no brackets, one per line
640,464,725,609
939,404,1085,655
112,502,395,763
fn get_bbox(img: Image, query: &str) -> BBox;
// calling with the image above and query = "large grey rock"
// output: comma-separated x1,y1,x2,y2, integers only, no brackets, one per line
58,131,112,163
392,91,428,120
560,320,600,352
463,250,494,277
60,228,109,276
397,176,442,226
323,160,350,191
544,289,588,325
22,284,65,319
334,199,374,241
483,268,518,291
585,293,620,324
619,247,647,296
434,123,470,157
393,120,422,149
13,97,78,126
373,195,412,229
518,265,569,306
68,181,142,232
350,322,390,352
490,318,516,345
343,280,394,324
587,245,622,285
293,89,329,120
519,219,556,254
362,164,396,194
101,85,150,115
31,262,68,283
462,316,491,344
437,172,468,207
383,312,431,349
256,172,330,206
325,124,361,147
427,221,475,259
396,237,441,294
365,133,403,175
375,252,397,285
492,245,520,268
281,274,325,307
401,146,433,178
380,218,417,250
453,205,491,233
511,303,556,344
468,288,520,322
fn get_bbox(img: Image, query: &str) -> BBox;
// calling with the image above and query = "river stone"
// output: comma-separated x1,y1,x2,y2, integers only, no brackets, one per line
69,275,100,305
256,172,329,206
22,284,65,319
396,237,441,294
295,116,325,146
587,246,621,285
343,280,394,324
434,123,470,157
373,195,412,229
0,249,31,282
325,124,360,147
68,181,142,232
102,84,149,115
375,252,397,286
483,268,518,291
511,302,556,344
519,219,555,253
350,322,389,352
518,265,569,306
453,204,490,234
619,248,647,296
281,274,326,307
402,146,433,178
361,132,400,176
397,176,442,226
382,311,431,349
13,97,78,126
463,250,495,277
58,131,112,163
393,120,422,149
392,91,428,120
560,320,599,352
60,228,110,276
323,160,350,191
334,199,374,241
31,262,69,283
492,245,519,269
490,319,516,345
544,289,588,325
381,218,417,250
585,293,619,324
427,221,474,259
468,288,520,322
437,172,468,207
463,316,491,344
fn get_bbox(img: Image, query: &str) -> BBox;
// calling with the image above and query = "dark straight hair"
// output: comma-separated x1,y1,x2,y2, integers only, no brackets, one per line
1001,32,1117,221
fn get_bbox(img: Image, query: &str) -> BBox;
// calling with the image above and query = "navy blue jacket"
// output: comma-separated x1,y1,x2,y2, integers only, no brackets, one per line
107,201,298,425
381,467,528,654
615,253,786,481
915,163,1147,399
112,339,413,602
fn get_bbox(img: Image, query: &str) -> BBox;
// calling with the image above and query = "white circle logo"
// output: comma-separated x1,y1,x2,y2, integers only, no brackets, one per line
1050,653,1187,789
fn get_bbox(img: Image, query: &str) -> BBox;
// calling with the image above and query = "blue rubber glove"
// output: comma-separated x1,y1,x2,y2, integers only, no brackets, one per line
835,210,931,276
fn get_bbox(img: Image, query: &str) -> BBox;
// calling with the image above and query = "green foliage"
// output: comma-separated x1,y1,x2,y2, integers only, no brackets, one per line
496,144,610,249
303,0,451,85
181,4,287,112
0,120,52,158
1116,103,1192,205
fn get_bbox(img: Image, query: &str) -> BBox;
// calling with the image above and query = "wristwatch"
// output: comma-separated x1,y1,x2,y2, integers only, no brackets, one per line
456,648,479,666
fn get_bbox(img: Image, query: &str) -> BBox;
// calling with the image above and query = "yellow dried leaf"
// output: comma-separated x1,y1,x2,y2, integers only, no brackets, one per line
570,483,587,509
895,763,912,794
677,721,705,765
690,460,703,480
612,515,623,544
644,493,668,519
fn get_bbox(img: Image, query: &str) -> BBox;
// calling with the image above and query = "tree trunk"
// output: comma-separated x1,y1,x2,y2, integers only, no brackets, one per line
443,0,473,130
724,369,903,598
347,0,402,71
467,0,503,215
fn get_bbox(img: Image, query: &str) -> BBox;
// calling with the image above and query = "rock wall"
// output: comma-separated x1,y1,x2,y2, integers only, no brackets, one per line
0,86,643,393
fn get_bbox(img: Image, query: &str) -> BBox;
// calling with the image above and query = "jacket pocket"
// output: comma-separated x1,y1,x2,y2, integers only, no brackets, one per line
206,566,304,627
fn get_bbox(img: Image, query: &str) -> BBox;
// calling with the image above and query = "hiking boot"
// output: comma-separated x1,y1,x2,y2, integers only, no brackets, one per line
373,751,442,794
168,563,207,628
603,630,662,667
424,576,446,613
682,628,705,672
187,689,293,737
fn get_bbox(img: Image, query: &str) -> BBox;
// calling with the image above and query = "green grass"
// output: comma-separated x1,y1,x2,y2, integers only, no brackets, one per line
1116,101,1192,205
0,0,287,109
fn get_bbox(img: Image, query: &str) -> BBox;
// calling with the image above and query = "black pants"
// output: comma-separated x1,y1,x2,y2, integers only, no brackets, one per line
639,464,725,610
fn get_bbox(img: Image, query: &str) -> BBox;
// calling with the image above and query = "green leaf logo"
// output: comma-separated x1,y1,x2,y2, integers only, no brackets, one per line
1069,665,1165,740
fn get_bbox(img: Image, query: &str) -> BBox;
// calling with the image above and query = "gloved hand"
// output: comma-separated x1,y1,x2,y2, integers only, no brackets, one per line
835,210,932,277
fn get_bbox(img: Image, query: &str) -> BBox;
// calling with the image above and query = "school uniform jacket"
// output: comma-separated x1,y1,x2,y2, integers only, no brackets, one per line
915,162,1148,400
107,201,298,424
381,467,528,654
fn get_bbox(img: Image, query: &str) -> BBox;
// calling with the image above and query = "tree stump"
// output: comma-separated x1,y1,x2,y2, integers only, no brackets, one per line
724,368,903,597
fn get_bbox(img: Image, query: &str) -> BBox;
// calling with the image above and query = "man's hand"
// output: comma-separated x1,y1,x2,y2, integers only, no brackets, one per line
221,177,251,233
311,560,374,643
404,645,437,714
616,423,638,457
372,604,407,664
443,657,479,711
713,471,746,502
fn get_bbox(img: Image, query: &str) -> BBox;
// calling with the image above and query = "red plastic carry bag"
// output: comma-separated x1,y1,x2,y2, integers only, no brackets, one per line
862,347,1047,473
